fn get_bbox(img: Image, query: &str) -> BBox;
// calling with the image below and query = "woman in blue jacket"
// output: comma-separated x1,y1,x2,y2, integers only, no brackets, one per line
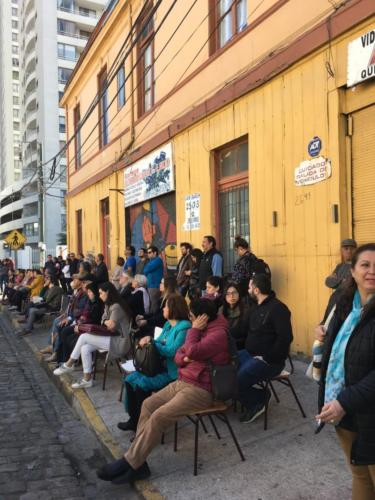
118,294,191,432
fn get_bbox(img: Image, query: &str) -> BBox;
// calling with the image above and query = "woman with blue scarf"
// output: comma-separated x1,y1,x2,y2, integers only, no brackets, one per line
316,243,375,500
118,294,191,432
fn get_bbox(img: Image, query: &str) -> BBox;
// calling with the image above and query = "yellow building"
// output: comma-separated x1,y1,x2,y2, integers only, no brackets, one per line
62,0,375,354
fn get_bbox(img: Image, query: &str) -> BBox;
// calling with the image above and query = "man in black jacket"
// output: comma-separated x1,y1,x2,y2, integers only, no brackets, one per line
94,253,109,285
238,273,293,423
198,235,223,293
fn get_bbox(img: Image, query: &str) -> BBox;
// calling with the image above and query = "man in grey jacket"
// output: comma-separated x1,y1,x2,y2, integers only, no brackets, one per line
325,239,357,290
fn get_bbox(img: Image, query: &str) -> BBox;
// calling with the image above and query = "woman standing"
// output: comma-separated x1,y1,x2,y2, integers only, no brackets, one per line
316,243,375,499
53,282,132,389
118,294,190,432
111,257,125,290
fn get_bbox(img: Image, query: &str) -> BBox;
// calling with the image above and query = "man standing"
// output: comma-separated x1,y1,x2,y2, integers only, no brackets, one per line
144,246,164,313
135,248,148,275
198,236,223,293
44,255,55,275
124,246,137,276
69,253,80,276
325,238,357,291
176,242,193,297
94,253,109,286
237,274,293,423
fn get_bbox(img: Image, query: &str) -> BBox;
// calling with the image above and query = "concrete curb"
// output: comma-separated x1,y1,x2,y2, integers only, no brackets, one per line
4,308,164,500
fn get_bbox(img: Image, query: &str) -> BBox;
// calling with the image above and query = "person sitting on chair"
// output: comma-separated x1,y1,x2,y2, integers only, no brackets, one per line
97,298,229,485
237,273,293,424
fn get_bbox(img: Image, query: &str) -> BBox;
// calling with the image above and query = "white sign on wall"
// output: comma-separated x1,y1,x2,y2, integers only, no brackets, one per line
183,193,200,231
347,29,375,87
294,156,332,186
124,142,174,207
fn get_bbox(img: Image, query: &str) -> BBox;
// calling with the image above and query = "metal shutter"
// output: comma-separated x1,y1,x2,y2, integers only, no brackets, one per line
352,105,375,244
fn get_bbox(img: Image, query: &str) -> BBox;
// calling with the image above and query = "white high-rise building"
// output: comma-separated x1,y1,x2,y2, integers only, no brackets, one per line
0,0,106,261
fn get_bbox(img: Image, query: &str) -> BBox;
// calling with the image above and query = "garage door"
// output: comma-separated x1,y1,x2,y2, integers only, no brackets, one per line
352,104,375,244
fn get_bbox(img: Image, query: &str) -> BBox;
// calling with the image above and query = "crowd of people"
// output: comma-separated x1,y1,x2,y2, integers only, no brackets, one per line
2,236,375,497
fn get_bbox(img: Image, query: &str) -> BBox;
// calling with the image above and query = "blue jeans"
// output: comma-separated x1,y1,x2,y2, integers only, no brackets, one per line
237,350,284,410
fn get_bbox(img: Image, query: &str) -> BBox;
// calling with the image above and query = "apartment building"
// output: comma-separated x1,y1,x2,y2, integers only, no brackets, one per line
0,0,106,259
62,0,375,353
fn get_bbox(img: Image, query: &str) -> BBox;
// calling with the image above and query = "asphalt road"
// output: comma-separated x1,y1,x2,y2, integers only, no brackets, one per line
0,313,139,500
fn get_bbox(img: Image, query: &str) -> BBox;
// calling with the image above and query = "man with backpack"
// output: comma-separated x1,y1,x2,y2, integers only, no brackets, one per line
232,236,271,297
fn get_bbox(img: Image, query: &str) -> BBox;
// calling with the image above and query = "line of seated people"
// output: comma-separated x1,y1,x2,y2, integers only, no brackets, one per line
47,269,293,485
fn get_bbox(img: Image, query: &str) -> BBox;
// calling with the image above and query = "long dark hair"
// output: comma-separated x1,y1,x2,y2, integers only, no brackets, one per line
339,243,375,319
222,282,243,317
98,281,131,316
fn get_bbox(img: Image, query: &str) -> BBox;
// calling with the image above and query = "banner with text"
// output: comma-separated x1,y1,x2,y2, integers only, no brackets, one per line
124,143,174,207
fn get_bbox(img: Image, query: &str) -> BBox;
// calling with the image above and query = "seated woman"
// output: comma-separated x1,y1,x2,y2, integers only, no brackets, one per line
54,282,104,365
97,298,230,484
9,270,42,312
127,274,150,318
204,275,224,313
53,282,132,389
135,276,178,336
222,282,251,350
118,294,191,432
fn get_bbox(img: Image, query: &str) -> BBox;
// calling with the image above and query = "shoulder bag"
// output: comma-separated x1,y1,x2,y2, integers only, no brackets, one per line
209,333,239,401
133,341,165,377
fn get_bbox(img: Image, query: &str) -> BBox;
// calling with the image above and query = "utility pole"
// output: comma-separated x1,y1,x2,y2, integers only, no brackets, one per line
37,142,44,261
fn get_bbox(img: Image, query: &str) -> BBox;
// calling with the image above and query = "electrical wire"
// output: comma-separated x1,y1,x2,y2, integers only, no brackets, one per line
39,0,164,170
44,0,227,194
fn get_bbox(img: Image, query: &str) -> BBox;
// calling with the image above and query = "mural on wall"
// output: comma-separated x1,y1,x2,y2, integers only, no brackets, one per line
126,192,177,271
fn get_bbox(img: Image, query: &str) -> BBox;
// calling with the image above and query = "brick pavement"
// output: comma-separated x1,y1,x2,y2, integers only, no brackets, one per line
0,313,140,500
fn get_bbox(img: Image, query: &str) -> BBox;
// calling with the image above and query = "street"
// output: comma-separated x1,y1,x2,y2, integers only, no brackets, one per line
0,313,138,500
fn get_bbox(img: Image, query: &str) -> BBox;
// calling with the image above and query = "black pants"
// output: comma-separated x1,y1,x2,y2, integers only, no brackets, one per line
56,326,78,363
125,382,151,428
12,289,29,311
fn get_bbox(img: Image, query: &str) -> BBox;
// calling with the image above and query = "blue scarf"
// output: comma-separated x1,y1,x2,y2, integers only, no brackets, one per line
324,291,362,403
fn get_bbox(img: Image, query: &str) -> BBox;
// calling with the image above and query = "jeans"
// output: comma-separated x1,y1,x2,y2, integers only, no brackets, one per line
26,307,48,331
70,333,110,374
237,350,283,410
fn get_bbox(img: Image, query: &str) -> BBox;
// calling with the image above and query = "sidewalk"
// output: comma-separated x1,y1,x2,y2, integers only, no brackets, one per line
5,308,351,500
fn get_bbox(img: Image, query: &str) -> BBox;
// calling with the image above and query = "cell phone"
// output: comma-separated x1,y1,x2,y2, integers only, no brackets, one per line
314,419,324,434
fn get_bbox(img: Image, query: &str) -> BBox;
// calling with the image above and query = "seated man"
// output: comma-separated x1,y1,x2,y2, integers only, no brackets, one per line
97,298,230,485
17,276,63,336
237,273,293,423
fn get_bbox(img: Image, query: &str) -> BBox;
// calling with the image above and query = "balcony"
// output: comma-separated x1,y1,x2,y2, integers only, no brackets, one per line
23,0,35,19
25,70,36,93
24,9,36,34
25,53,36,76
56,31,88,49
26,110,37,130
25,92,37,112
57,5,99,19
24,31,36,55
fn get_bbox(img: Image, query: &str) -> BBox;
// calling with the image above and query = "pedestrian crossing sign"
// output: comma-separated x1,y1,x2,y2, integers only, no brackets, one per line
5,230,26,250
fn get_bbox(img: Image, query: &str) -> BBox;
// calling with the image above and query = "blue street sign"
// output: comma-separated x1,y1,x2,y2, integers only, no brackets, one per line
308,136,322,157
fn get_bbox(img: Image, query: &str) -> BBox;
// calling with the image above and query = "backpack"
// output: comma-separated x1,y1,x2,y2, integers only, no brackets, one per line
249,254,271,279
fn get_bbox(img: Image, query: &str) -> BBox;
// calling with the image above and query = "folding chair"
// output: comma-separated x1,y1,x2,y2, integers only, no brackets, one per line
170,402,245,476
92,349,122,390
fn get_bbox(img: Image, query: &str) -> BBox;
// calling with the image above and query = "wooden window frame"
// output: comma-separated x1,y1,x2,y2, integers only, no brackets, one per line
117,65,126,110
98,66,109,149
208,0,247,55
213,137,249,248
137,1,155,117
73,103,81,169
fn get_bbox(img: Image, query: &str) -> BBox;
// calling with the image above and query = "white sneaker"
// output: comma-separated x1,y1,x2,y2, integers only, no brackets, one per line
53,363,74,376
71,378,93,389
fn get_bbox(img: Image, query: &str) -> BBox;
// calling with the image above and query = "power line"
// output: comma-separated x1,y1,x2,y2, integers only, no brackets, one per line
39,0,164,170
44,0,224,194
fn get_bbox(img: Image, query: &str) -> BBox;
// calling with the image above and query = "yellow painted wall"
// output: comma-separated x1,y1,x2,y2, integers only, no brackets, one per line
67,14,375,353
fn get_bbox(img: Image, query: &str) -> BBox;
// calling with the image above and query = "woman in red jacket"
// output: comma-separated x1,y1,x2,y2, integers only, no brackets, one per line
97,298,230,484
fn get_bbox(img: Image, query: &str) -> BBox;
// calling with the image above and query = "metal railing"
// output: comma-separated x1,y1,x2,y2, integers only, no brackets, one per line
57,30,89,40
57,6,98,19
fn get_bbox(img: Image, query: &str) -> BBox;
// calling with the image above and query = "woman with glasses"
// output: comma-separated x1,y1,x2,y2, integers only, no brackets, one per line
222,282,251,350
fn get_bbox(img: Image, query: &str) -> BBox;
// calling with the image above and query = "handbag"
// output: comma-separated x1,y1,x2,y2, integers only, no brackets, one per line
133,341,165,377
306,305,336,382
77,323,113,336
209,333,239,401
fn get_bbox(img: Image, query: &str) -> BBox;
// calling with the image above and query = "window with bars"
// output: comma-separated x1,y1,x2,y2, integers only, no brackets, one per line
137,1,154,116
209,0,247,54
215,138,249,274
117,66,125,109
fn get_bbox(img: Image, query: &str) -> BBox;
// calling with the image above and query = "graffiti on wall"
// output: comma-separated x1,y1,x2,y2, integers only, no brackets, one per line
126,192,177,271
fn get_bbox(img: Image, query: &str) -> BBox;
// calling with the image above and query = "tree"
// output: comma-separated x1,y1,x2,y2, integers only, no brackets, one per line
56,233,67,245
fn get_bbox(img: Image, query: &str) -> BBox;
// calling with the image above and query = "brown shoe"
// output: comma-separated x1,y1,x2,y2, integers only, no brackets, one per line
40,345,53,354
45,353,57,362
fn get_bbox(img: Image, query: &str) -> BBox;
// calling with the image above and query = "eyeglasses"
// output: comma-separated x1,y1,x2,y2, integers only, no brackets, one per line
147,250,153,254
226,291,239,296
